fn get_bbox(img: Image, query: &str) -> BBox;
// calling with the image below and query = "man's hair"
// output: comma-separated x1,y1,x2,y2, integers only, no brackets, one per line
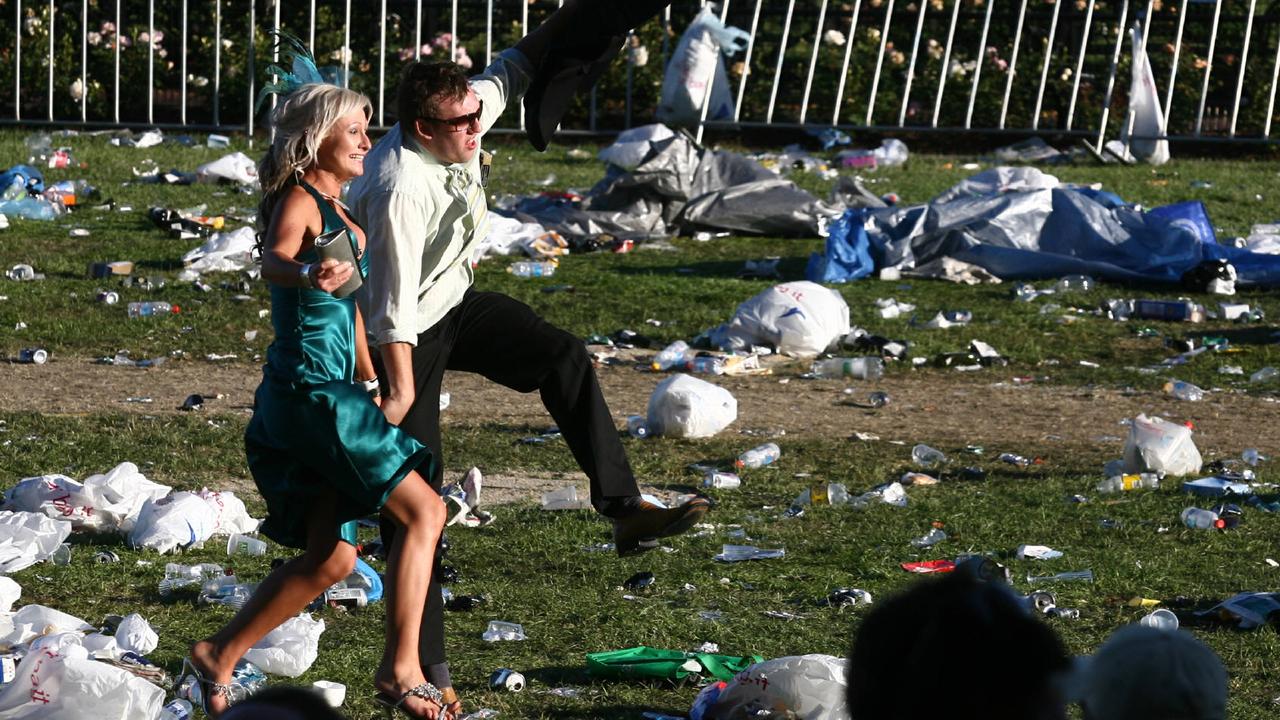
847,572,1071,720
397,61,470,128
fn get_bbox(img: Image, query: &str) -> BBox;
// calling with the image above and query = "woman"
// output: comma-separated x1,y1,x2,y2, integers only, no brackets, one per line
182,83,451,719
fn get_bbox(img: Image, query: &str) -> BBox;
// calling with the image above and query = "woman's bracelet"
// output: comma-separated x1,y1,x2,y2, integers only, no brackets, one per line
359,378,380,396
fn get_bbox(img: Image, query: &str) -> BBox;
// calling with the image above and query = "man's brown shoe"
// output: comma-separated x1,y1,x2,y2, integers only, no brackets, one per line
612,498,710,556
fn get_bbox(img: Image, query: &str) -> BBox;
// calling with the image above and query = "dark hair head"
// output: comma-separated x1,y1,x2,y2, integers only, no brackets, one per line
397,61,470,130
847,572,1070,720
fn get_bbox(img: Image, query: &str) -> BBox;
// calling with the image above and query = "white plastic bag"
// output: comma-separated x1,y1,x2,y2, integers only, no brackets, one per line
0,606,93,648
647,374,738,439
657,8,750,126
128,491,218,554
696,654,850,720
196,151,258,185
0,512,73,573
1123,413,1201,476
113,614,158,656
1122,25,1170,165
0,634,164,719
0,578,20,614
598,123,676,170
712,282,852,357
182,226,258,273
242,614,324,678
3,462,170,534
195,489,260,535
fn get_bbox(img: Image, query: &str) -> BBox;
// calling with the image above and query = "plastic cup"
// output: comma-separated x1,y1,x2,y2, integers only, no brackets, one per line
226,533,267,556
1139,608,1179,631
311,680,346,707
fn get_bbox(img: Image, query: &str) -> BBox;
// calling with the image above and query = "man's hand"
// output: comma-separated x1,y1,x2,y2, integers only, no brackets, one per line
380,394,412,426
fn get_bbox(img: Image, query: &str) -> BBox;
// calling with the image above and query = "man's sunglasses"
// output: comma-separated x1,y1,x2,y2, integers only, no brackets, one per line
423,99,483,133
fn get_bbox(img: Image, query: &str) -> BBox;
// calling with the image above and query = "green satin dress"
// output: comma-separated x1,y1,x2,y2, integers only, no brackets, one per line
245,181,433,548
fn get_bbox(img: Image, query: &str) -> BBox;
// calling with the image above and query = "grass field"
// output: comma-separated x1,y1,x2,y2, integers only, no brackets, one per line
0,126,1278,719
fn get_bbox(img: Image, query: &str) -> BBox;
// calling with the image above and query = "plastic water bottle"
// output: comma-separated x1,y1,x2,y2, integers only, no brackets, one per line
911,444,947,468
736,442,781,469
1251,366,1278,383
685,355,726,375
1096,473,1160,493
1163,380,1204,401
507,260,556,278
1181,507,1222,530
626,415,649,439
159,698,192,720
651,340,689,371
910,527,947,548
812,357,884,380
127,301,180,318
159,563,225,596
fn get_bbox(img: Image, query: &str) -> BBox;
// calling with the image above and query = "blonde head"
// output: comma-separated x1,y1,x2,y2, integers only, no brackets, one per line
257,84,371,229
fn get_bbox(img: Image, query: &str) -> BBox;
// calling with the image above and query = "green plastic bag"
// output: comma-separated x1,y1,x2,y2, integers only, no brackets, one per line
586,646,763,682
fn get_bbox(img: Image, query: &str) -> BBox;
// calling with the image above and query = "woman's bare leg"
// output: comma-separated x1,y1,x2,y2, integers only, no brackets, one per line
374,469,447,719
190,489,354,716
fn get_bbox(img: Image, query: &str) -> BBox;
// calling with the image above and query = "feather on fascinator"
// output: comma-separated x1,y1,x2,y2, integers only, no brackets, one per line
255,30,328,112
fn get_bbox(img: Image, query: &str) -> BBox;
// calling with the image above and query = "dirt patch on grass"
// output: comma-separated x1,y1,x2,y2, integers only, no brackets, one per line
6,351,1276,475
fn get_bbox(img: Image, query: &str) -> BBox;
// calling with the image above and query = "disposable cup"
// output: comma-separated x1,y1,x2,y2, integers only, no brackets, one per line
311,680,346,707
226,533,267,556
1139,608,1179,631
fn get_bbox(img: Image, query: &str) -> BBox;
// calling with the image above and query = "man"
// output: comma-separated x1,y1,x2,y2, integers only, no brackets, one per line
347,1,708,710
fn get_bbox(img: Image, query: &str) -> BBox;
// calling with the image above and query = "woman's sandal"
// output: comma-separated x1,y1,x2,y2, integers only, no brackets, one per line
178,658,241,715
375,682,445,719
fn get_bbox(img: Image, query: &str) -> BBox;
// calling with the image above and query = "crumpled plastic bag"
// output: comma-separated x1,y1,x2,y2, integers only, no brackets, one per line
710,281,851,357
128,491,218,554
1118,26,1170,165
195,489,260,535
112,614,157,656
0,578,20,614
657,7,751,126
692,654,850,720
1123,413,1202,476
195,151,258,185
0,605,93,647
598,123,677,171
182,226,257,273
242,614,324,678
0,512,73,573
0,632,164,719
647,374,737,439
3,462,171,534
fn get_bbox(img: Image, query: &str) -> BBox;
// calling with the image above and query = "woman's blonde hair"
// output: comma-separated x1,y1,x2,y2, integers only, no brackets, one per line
256,83,371,231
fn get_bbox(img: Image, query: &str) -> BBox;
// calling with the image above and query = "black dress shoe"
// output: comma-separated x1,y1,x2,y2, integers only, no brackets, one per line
611,497,710,556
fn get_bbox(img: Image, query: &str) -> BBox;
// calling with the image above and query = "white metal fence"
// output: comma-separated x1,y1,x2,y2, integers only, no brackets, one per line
3,0,1277,148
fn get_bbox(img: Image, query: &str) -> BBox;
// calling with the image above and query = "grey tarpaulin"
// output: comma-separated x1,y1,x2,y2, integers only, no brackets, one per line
507,128,842,240
861,167,1280,287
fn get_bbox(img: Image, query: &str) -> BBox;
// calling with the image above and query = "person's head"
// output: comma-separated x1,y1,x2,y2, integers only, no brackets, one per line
397,61,481,165
219,685,349,720
847,572,1071,720
257,83,371,225
1075,624,1227,720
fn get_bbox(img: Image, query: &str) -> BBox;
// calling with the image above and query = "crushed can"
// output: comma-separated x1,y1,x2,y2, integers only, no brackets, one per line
324,587,367,608
93,550,120,564
18,348,48,365
97,290,120,305
489,668,525,692
703,471,741,489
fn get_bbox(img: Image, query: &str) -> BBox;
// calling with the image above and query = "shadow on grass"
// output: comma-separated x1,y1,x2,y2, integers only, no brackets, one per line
614,256,810,281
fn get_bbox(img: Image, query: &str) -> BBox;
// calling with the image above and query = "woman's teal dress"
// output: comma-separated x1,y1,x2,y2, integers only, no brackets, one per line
244,182,432,548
